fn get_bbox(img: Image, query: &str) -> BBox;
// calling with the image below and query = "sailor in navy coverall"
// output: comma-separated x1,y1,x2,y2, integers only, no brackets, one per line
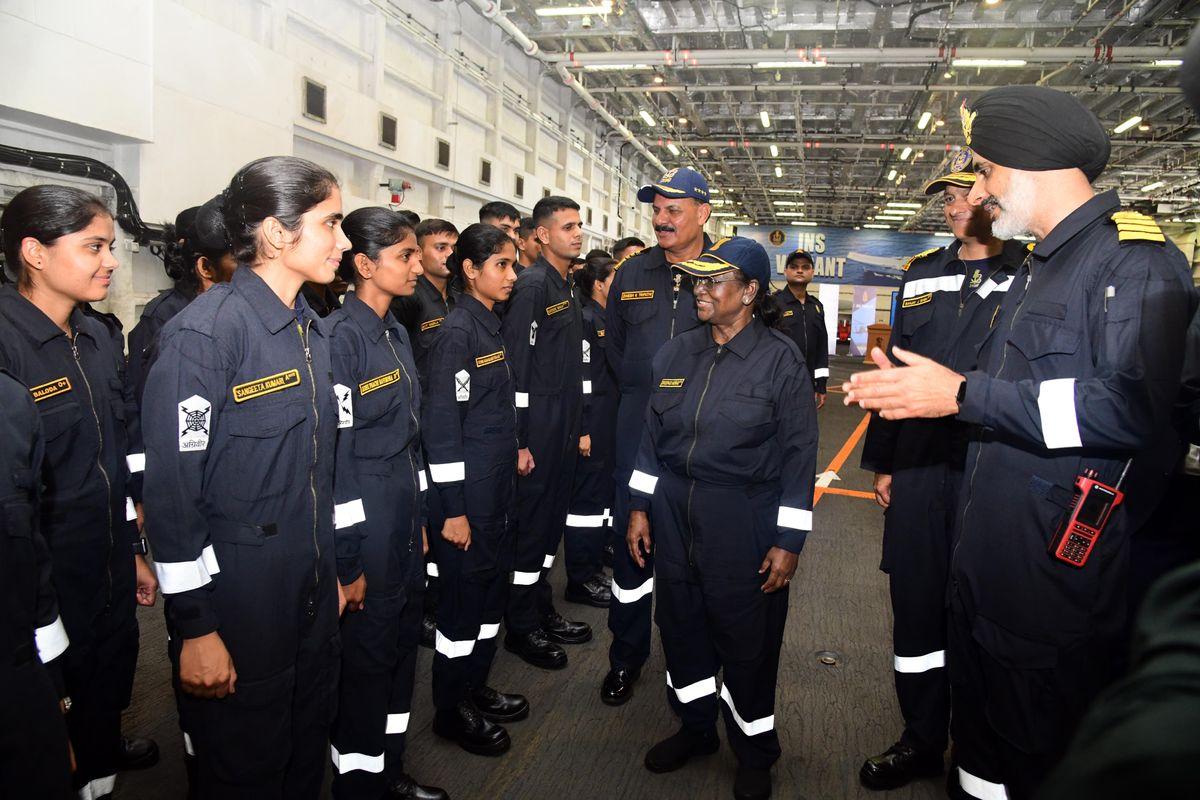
628,237,816,800
858,163,1026,791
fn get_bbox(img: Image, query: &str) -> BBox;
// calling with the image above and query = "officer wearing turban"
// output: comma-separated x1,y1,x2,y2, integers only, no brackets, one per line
843,85,1197,800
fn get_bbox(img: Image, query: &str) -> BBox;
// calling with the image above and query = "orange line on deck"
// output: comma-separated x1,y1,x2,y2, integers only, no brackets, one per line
815,412,871,506
819,487,876,500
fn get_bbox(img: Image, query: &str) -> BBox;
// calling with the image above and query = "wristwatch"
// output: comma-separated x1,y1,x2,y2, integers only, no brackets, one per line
955,377,968,411
132,536,149,556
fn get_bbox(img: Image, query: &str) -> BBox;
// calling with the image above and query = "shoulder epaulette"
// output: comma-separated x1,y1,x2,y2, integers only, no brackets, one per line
613,252,635,271
1026,242,1035,252
901,247,941,271
1111,210,1165,244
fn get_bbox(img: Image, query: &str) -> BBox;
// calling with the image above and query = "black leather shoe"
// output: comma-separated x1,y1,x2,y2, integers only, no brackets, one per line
734,766,772,800
118,736,159,771
565,576,612,608
432,701,510,756
600,666,640,706
471,685,529,722
541,611,592,644
504,630,568,670
596,571,612,587
859,742,943,790
420,612,436,649
644,727,720,773
603,542,614,568
388,773,450,800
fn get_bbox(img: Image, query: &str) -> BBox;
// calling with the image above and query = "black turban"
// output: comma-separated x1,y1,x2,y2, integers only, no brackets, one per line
961,86,1110,182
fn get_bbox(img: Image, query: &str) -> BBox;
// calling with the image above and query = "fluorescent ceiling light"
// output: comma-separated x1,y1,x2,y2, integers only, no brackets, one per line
934,232,954,237
779,211,805,217
952,58,1027,68
1114,115,1143,134
1154,59,1183,67
536,2,612,17
768,189,805,195
883,208,916,216
791,221,818,226
864,224,892,229
639,109,657,127
773,200,801,206
710,187,721,193
760,110,771,128
900,147,912,161
887,202,922,209
1141,180,1165,192
770,144,780,157
754,61,827,69
874,216,906,221
887,169,897,181
917,111,932,130
774,166,783,178
666,142,680,156
581,64,650,71
710,212,737,217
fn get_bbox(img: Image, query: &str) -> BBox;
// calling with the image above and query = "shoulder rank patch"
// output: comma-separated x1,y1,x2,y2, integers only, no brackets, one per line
782,309,795,318
420,317,445,332
902,293,933,309
621,289,655,301
901,247,942,271
232,369,301,403
546,300,570,316
1111,211,1165,244
359,369,400,396
475,351,504,368
30,377,72,403
659,377,685,389
613,253,634,271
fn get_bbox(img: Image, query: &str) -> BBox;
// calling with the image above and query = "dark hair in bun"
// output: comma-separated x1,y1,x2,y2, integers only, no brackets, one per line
220,155,338,265
337,207,415,284
160,196,234,296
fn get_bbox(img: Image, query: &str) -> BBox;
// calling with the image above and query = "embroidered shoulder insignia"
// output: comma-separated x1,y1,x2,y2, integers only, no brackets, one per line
613,253,634,271
901,247,941,271
1111,210,1165,244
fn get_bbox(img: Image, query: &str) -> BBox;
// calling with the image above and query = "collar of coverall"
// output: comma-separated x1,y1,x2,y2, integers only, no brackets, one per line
232,265,322,335
690,315,766,360
342,291,402,343
1031,189,1120,260
0,284,95,346
458,291,501,335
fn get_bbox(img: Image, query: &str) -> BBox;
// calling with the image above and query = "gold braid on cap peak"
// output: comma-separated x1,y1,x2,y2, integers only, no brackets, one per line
960,101,977,146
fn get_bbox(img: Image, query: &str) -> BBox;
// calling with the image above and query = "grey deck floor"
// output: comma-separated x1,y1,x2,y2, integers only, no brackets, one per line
118,356,947,800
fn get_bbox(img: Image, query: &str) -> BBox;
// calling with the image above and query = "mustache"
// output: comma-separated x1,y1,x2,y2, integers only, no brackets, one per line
982,197,1001,210
654,225,676,233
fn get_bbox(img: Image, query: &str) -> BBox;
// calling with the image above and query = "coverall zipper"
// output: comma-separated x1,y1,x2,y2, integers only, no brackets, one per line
385,330,421,554
71,337,114,602
684,346,723,566
299,321,321,603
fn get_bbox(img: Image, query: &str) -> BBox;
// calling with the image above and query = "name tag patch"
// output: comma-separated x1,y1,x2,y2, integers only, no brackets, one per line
30,377,71,403
621,290,655,301
178,395,211,452
359,369,400,396
475,351,504,368
901,293,932,309
782,309,794,318
659,378,685,389
546,300,569,316
420,317,444,332
232,369,301,403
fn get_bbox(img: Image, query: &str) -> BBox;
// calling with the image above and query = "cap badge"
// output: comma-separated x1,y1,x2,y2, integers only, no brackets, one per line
960,102,977,146
950,147,973,173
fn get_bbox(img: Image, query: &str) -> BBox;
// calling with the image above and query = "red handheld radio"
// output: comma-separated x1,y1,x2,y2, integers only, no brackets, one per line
1048,461,1130,568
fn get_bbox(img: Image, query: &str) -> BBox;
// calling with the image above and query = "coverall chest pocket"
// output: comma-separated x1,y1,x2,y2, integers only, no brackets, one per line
469,364,512,428
620,298,658,360
221,401,308,502
1008,305,1081,370
898,302,936,347
353,386,409,460
717,391,775,442
39,400,83,443
650,390,686,430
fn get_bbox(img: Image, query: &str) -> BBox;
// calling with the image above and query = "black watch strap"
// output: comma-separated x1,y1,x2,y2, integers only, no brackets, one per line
132,537,149,556
955,377,968,409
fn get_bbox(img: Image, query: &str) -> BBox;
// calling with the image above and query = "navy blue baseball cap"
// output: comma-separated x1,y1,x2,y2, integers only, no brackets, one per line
673,236,772,288
637,167,711,204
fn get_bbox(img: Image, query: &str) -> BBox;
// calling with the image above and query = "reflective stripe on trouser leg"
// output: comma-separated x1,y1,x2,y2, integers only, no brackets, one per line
654,576,721,732
433,549,508,712
564,507,607,585
383,581,424,779
606,483,654,670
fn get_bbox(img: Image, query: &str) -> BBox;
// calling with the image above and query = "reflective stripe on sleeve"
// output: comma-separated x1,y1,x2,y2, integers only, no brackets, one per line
126,497,137,521
429,462,466,483
813,367,830,379
515,391,530,408
893,650,945,673
419,469,428,492
426,561,439,578
566,513,606,527
511,570,540,585
334,499,366,530
183,732,194,756
155,544,221,594
776,506,813,531
126,453,145,473
542,554,555,569
35,615,69,663
629,470,658,495
976,276,1013,299
330,745,384,774
719,684,775,736
666,672,718,703
1037,378,1082,449
582,380,593,395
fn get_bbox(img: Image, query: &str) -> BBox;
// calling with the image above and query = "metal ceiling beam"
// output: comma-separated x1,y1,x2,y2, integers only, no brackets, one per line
555,46,1180,66
587,82,1184,95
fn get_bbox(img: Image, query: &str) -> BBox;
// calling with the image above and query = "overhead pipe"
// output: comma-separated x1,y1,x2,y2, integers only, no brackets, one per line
641,137,1186,151
589,82,1183,95
465,0,665,173
553,45,1179,66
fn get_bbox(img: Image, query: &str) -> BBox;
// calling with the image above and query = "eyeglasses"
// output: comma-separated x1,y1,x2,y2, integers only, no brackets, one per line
692,274,745,292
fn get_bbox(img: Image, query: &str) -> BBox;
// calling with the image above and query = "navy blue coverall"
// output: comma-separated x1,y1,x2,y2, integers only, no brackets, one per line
772,287,830,393
629,318,817,769
859,238,1025,758
499,257,586,633
565,300,618,586
421,294,518,711
604,243,703,671
0,368,73,800
946,194,1197,800
142,267,340,800
0,287,139,800
328,294,427,797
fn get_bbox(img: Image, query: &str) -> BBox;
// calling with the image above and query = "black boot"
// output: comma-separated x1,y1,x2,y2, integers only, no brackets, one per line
471,685,530,722
859,742,943,790
504,630,568,670
600,666,640,706
644,727,720,773
541,611,592,645
565,576,612,608
388,773,450,800
595,571,612,587
117,736,160,771
734,765,772,800
432,701,510,756
420,612,436,649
